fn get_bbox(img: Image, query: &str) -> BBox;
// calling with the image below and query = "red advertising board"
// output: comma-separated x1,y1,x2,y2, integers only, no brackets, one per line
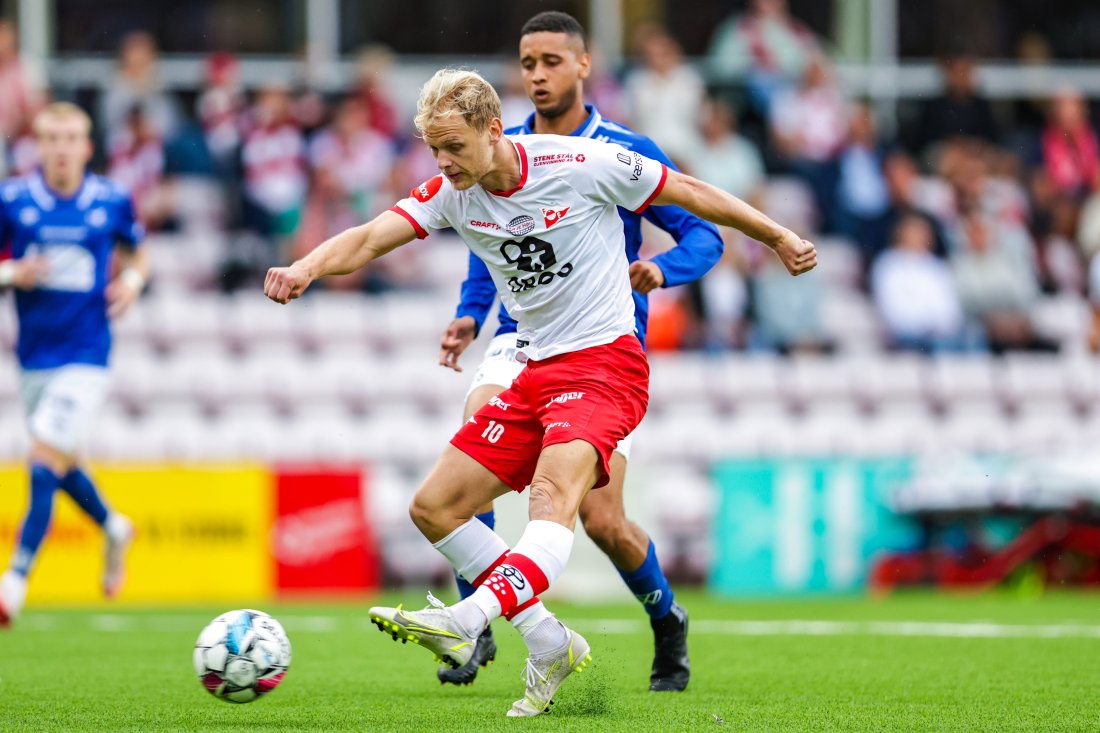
273,467,380,593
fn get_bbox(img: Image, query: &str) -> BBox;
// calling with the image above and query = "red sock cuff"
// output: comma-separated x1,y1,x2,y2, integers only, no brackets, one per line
503,596,540,621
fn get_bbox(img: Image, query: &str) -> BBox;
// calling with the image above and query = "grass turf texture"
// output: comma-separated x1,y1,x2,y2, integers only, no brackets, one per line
1,590,1097,732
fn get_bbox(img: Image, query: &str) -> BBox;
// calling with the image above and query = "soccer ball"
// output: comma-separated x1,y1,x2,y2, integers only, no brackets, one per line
193,609,291,703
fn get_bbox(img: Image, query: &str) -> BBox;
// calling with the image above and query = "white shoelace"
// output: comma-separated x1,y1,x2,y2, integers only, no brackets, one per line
522,657,550,688
425,590,446,610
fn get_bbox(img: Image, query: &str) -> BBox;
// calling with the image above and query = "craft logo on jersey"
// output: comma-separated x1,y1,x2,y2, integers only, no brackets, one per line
470,219,501,231
411,175,443,202
488,395,510,411
540,206,569,229
532,152,586,167
505,214,535,236
616,152,632,166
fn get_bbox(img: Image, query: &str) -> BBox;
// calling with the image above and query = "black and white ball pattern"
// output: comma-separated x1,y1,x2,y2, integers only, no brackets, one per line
193,609,291,703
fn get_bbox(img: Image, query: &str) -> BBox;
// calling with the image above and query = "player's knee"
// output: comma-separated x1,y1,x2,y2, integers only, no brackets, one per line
408,491,439,536
528,475,578,524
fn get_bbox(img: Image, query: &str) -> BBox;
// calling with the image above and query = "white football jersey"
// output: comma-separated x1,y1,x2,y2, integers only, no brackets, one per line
391,134,667,360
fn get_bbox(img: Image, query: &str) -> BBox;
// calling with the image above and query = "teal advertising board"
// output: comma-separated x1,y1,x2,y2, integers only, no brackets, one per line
711,459,920,594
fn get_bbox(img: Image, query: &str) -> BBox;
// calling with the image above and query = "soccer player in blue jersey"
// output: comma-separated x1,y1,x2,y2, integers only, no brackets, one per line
435,11,723,691
0,102,148,627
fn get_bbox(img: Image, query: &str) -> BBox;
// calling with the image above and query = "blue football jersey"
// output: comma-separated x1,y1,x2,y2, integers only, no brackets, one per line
454,105,723,347
0,170,144,369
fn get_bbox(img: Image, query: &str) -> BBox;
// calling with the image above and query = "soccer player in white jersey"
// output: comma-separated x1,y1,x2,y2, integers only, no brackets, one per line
0,103,148,626
435,10,721,691
264,69,815,716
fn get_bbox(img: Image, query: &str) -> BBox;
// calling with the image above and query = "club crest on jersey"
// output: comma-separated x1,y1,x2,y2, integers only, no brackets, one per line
85,208,107,228
411,175,443,202
540,206,569,229
505,214,535,236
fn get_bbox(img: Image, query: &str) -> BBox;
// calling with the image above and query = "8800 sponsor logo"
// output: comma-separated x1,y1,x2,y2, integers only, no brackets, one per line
500,236,574,293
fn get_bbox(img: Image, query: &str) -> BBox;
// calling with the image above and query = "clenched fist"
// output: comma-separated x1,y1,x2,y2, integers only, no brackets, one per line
629,260,666,294
264,264,313,304
772,229,818,276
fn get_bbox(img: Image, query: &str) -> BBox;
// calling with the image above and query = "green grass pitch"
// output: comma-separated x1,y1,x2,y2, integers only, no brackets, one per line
1,589,1098,732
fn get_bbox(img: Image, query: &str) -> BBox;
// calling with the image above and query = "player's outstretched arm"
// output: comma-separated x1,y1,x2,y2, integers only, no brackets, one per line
264,210,418,304
653,170,817,276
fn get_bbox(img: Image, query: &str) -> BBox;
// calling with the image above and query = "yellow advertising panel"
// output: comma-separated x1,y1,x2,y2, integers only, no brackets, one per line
0,464,273,603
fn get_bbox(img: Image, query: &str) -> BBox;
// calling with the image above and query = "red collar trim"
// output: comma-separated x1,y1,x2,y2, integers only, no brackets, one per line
488,141,528,197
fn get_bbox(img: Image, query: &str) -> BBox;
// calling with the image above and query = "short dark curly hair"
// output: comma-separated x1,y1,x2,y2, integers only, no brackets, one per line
520,11,587,51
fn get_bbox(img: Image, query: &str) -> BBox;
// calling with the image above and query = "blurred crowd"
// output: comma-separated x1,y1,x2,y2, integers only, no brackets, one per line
2,0,1100,356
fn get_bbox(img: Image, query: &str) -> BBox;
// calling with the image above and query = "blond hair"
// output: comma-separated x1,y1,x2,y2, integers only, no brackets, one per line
414,69,501,137
33,102,93,136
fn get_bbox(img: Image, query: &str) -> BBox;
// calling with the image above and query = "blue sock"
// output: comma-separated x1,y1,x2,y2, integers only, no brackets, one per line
59,467,109,526
618,540,675,619
454,509,497,601
11,464,61,577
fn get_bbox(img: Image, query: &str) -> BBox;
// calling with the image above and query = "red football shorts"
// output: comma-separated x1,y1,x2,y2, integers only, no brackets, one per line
451,334,649,492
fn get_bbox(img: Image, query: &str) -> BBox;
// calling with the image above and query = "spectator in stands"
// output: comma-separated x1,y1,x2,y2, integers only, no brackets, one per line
871,215,966,352
693,246,749,351
101,31,179,141
868,152,950,264
707,0,822,114
1090,253,1100,352
350,45,399,140
240,84,307,254
749,251,828,354
0,18,42,174
683,98,765,201
1078,187,1100,265
910,55,999,158
624,23,705,164
197,52,245,173
834,102,890,258
107,103,170,228
300,96,396,254
1041,87,1100,200
952,211,1056,353
586,45,627,124
770,55,847,231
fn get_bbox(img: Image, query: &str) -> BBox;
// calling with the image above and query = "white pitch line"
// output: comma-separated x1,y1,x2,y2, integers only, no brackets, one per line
573,618,1100,639
13,614,1100,640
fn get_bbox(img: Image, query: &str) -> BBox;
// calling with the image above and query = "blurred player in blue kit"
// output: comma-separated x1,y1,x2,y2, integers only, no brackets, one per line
436,11,724,691
0,102,148,627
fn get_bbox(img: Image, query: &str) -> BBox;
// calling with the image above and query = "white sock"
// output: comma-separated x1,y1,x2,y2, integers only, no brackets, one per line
511,599,552,634
521,616,569,657
464,520,575,622
449,597,490,638
432,518,510,585
510,599,569,655
510,520,575,588
105,513,131,542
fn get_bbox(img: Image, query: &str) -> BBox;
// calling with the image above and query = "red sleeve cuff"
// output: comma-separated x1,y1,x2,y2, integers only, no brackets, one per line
634,164,668,214
390,205,429,239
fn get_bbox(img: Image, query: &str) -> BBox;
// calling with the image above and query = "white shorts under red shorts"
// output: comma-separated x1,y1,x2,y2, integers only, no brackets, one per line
451,334,649,492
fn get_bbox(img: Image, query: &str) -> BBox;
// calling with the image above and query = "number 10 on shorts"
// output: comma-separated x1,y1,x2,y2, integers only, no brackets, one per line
482,420,505,443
